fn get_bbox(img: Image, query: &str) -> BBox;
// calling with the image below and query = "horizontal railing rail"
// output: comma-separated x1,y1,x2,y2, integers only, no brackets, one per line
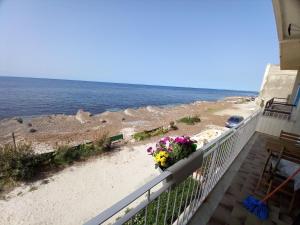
263,97,296,120
84,110,261,225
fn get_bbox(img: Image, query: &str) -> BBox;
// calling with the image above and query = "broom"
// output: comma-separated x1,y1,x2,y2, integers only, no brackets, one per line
243,167,300,220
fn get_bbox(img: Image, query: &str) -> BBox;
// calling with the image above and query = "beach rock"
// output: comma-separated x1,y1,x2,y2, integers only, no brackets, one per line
124,109,135,116
75,109,92,124
15,117,23,124
146,106,162,114
168,121,178,130
29,128,37,133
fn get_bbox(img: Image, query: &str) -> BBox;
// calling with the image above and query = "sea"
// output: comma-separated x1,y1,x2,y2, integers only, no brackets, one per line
0,76,257,119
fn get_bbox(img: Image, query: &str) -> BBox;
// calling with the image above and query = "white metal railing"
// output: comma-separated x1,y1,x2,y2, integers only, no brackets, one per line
84,110,261,225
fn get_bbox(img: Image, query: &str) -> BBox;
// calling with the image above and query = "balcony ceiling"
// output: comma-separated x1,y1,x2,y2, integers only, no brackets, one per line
273,0,300,70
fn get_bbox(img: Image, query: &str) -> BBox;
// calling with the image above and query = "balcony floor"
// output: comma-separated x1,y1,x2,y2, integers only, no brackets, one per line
208,133,299,225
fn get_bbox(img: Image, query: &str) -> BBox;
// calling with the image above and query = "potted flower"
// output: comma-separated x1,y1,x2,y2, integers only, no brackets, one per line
147,136,197,171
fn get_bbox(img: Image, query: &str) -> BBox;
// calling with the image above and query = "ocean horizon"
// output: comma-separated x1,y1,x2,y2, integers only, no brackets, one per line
0,76,258,119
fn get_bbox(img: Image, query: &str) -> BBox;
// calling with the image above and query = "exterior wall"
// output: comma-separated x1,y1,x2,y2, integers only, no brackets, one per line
256,68,300,136
256,109,300,136
257,64,298,106
256,114,294,136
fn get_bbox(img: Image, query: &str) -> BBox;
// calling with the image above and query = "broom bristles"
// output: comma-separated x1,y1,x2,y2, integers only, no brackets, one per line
243,195,269,220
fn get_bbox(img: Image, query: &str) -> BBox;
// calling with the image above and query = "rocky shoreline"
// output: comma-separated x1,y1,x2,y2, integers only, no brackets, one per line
0,96,256,153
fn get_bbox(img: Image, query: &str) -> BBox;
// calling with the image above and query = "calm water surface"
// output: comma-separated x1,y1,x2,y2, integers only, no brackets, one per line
0,76,257,119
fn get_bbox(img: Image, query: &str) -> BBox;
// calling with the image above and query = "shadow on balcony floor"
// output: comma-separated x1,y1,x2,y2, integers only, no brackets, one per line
208,133,299,225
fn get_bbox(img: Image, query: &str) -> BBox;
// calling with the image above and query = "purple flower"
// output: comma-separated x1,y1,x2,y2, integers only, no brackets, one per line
162,137,171,142
147,147,153,155
159,140,166,145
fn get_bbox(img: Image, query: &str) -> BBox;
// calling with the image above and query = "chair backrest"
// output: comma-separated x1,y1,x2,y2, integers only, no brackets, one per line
280,130,300,143
279,143,300,164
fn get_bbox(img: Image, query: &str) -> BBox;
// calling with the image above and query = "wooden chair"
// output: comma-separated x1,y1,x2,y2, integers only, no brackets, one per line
280,130,300,143
255,131,300,212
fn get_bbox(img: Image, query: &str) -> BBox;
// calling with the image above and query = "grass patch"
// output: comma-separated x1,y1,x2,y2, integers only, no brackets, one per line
177,116,201,125
123,177,199,224
206,108,218,113
133,127,168,141
0,133,112,194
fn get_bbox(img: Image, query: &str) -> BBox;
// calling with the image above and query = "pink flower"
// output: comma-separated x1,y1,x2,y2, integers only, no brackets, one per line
174,136,187,144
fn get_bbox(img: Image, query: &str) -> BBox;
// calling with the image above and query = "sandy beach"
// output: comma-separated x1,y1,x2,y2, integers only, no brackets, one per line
0,97,258,225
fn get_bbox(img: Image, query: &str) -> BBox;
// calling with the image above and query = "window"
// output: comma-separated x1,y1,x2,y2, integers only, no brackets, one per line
293,85,300,106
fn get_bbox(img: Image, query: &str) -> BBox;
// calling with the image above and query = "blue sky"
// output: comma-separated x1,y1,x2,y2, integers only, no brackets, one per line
0,1,278,91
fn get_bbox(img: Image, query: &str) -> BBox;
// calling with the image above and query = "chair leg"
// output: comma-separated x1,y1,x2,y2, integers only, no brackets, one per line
288,192,296,213
255,152,272,193
266,179,273,196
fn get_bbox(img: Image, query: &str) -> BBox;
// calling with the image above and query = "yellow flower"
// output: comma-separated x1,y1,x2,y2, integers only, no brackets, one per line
159,156,168,167
162,152,169,158
153,151,169,167
158,151,168,158
155,155,160,163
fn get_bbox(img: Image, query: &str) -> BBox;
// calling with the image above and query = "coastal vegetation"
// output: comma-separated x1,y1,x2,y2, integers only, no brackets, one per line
206,107,218,113
133,127,168,141
123,176,199,224
177,116,201,125
0,133,112,194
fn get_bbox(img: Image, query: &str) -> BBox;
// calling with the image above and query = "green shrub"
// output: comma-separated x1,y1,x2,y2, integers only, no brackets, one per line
133,127,168,141
177,116,201,125
133,132,150,141
53,145,74,165
93,132,112,152
0,142,35,185
0,134,114,194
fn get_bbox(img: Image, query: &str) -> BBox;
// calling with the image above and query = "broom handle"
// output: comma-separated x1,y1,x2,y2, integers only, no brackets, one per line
261,167,300,203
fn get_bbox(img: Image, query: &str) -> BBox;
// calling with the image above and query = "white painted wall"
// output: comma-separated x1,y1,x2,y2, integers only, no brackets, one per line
258,64,298,106
256,114,295,136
